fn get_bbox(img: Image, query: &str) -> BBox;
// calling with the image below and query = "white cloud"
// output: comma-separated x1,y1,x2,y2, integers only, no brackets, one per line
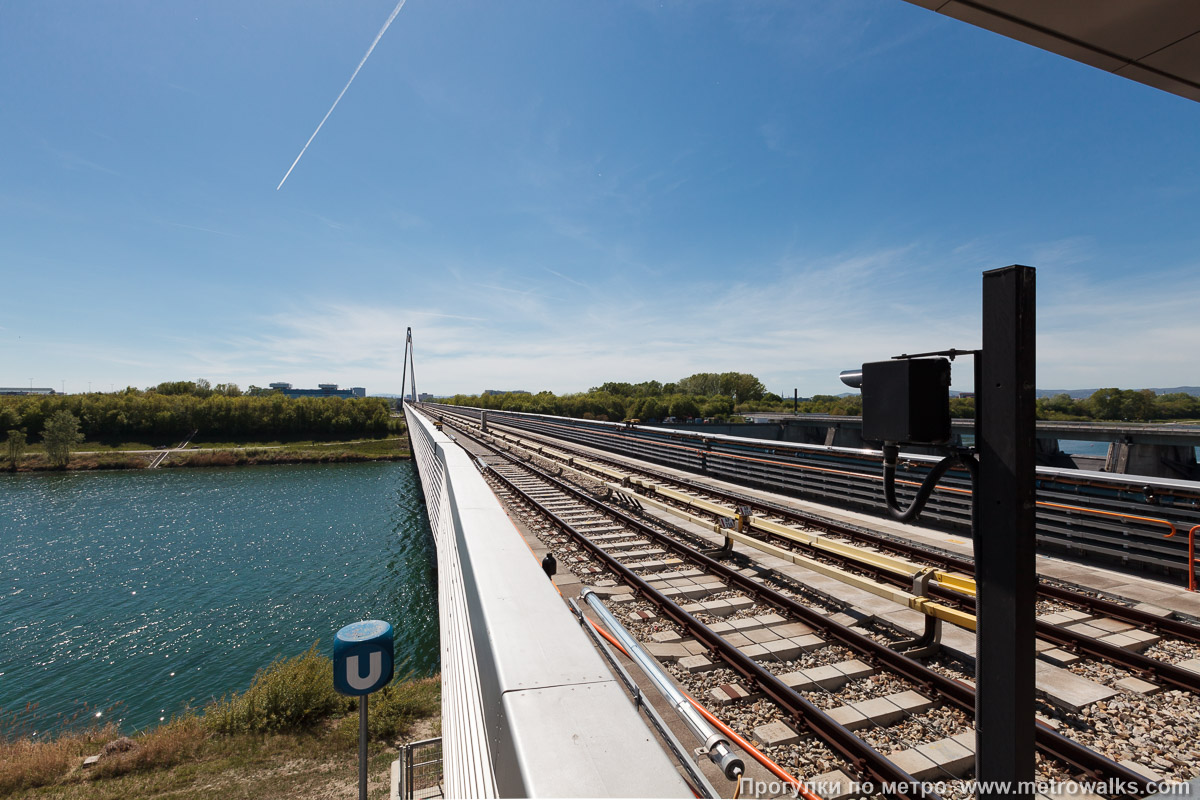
181,245,974,394
1036,264,1200,389
26,243,1190,397
217,244,1197,397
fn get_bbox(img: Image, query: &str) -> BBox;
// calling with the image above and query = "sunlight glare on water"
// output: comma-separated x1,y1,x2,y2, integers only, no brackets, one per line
0,461,437,733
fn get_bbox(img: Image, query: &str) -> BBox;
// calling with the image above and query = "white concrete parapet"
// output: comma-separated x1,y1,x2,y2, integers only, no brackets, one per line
404,405,689,798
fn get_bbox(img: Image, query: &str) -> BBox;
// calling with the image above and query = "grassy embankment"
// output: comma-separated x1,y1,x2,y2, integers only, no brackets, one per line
9,436,411,472
1,647,440,800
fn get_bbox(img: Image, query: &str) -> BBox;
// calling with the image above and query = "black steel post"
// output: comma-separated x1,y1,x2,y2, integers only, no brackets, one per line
975,265,1037,798
359,695,368,800
793,388,798,414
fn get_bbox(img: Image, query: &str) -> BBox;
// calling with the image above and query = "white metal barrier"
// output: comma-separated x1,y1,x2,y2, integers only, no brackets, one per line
405,405,689,798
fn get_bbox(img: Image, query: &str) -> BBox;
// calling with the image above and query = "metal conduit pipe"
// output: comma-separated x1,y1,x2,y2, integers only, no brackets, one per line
580,587,745,782
569,600,721,798
584,616,826,800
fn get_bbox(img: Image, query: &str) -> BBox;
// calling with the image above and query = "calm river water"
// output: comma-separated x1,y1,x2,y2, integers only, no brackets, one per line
0,461,438,734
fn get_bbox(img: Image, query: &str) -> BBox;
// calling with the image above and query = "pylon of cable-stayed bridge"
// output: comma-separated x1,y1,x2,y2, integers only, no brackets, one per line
400,327,418,404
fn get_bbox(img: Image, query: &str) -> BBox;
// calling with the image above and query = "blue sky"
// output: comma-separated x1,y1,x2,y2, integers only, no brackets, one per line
3,1,1198,397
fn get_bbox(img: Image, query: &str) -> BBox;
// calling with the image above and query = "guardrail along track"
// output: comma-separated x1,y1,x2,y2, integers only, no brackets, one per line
430,411,1159,798
429,404,1200,578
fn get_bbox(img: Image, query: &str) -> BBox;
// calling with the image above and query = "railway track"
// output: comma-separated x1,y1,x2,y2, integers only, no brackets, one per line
437,407,1200,690
426,405,1200,793
427,403,1200,578
425,409,1171,799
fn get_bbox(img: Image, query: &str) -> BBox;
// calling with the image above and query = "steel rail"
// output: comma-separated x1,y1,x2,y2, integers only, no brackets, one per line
451,409,1200,645
454,413,972,590
448,419,1154,797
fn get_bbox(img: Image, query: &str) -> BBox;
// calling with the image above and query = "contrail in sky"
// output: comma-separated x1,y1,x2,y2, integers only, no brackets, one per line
276,0,409,190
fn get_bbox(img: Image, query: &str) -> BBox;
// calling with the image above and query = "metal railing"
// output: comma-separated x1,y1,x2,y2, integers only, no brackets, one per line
399,737,444,800
404,404,692,797
407,405,495,798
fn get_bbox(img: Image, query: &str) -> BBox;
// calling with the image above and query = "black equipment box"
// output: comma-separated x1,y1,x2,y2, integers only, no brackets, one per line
861,358,952,445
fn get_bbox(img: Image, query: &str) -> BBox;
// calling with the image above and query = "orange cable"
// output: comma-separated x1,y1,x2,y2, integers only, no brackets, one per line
1041,501,1176,538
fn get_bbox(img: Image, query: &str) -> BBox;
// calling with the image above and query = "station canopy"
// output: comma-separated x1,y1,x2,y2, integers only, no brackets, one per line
903,0,1200,103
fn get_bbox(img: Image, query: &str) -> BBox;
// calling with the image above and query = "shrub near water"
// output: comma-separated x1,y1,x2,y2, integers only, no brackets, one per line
368,676,440,739
203,645,350,734
1,647,440,795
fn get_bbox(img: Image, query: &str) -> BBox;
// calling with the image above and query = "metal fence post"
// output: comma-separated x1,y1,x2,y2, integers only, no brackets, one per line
405,742,413,800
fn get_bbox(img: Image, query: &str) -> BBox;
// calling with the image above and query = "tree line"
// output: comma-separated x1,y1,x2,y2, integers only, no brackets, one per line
1,380,397,447
733,389,1200,422
1034,389,1200,422
446,372,768,422
444,373,1200,424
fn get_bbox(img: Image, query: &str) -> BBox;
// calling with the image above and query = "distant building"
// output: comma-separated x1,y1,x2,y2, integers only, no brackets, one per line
0,387,56,395
482,389,531,396
267,383,366,399
418,393,435,402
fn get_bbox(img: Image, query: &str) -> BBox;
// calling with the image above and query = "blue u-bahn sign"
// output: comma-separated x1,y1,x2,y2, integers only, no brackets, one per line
333,619,394,696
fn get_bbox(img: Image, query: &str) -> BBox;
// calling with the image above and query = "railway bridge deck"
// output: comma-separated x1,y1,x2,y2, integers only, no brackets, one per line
404,402,1200,799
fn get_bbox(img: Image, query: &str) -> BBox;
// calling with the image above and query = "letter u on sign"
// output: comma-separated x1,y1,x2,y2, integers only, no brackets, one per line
345,651,383,691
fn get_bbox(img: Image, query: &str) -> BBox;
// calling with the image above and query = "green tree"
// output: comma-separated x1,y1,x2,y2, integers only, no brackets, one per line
948,397,976,419
717,372,767,402
41,410,85,467
639,397,664,420
1086,388,1125,420
1037,393,1086,420
701,396,734,419
1121,389,1156,421
677,373,719,396
668,395,700,420
594,381,635,396
1155,392,1200,420
5,429,26,469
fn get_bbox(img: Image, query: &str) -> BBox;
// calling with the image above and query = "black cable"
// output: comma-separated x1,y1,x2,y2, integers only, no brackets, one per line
882,443,977,524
